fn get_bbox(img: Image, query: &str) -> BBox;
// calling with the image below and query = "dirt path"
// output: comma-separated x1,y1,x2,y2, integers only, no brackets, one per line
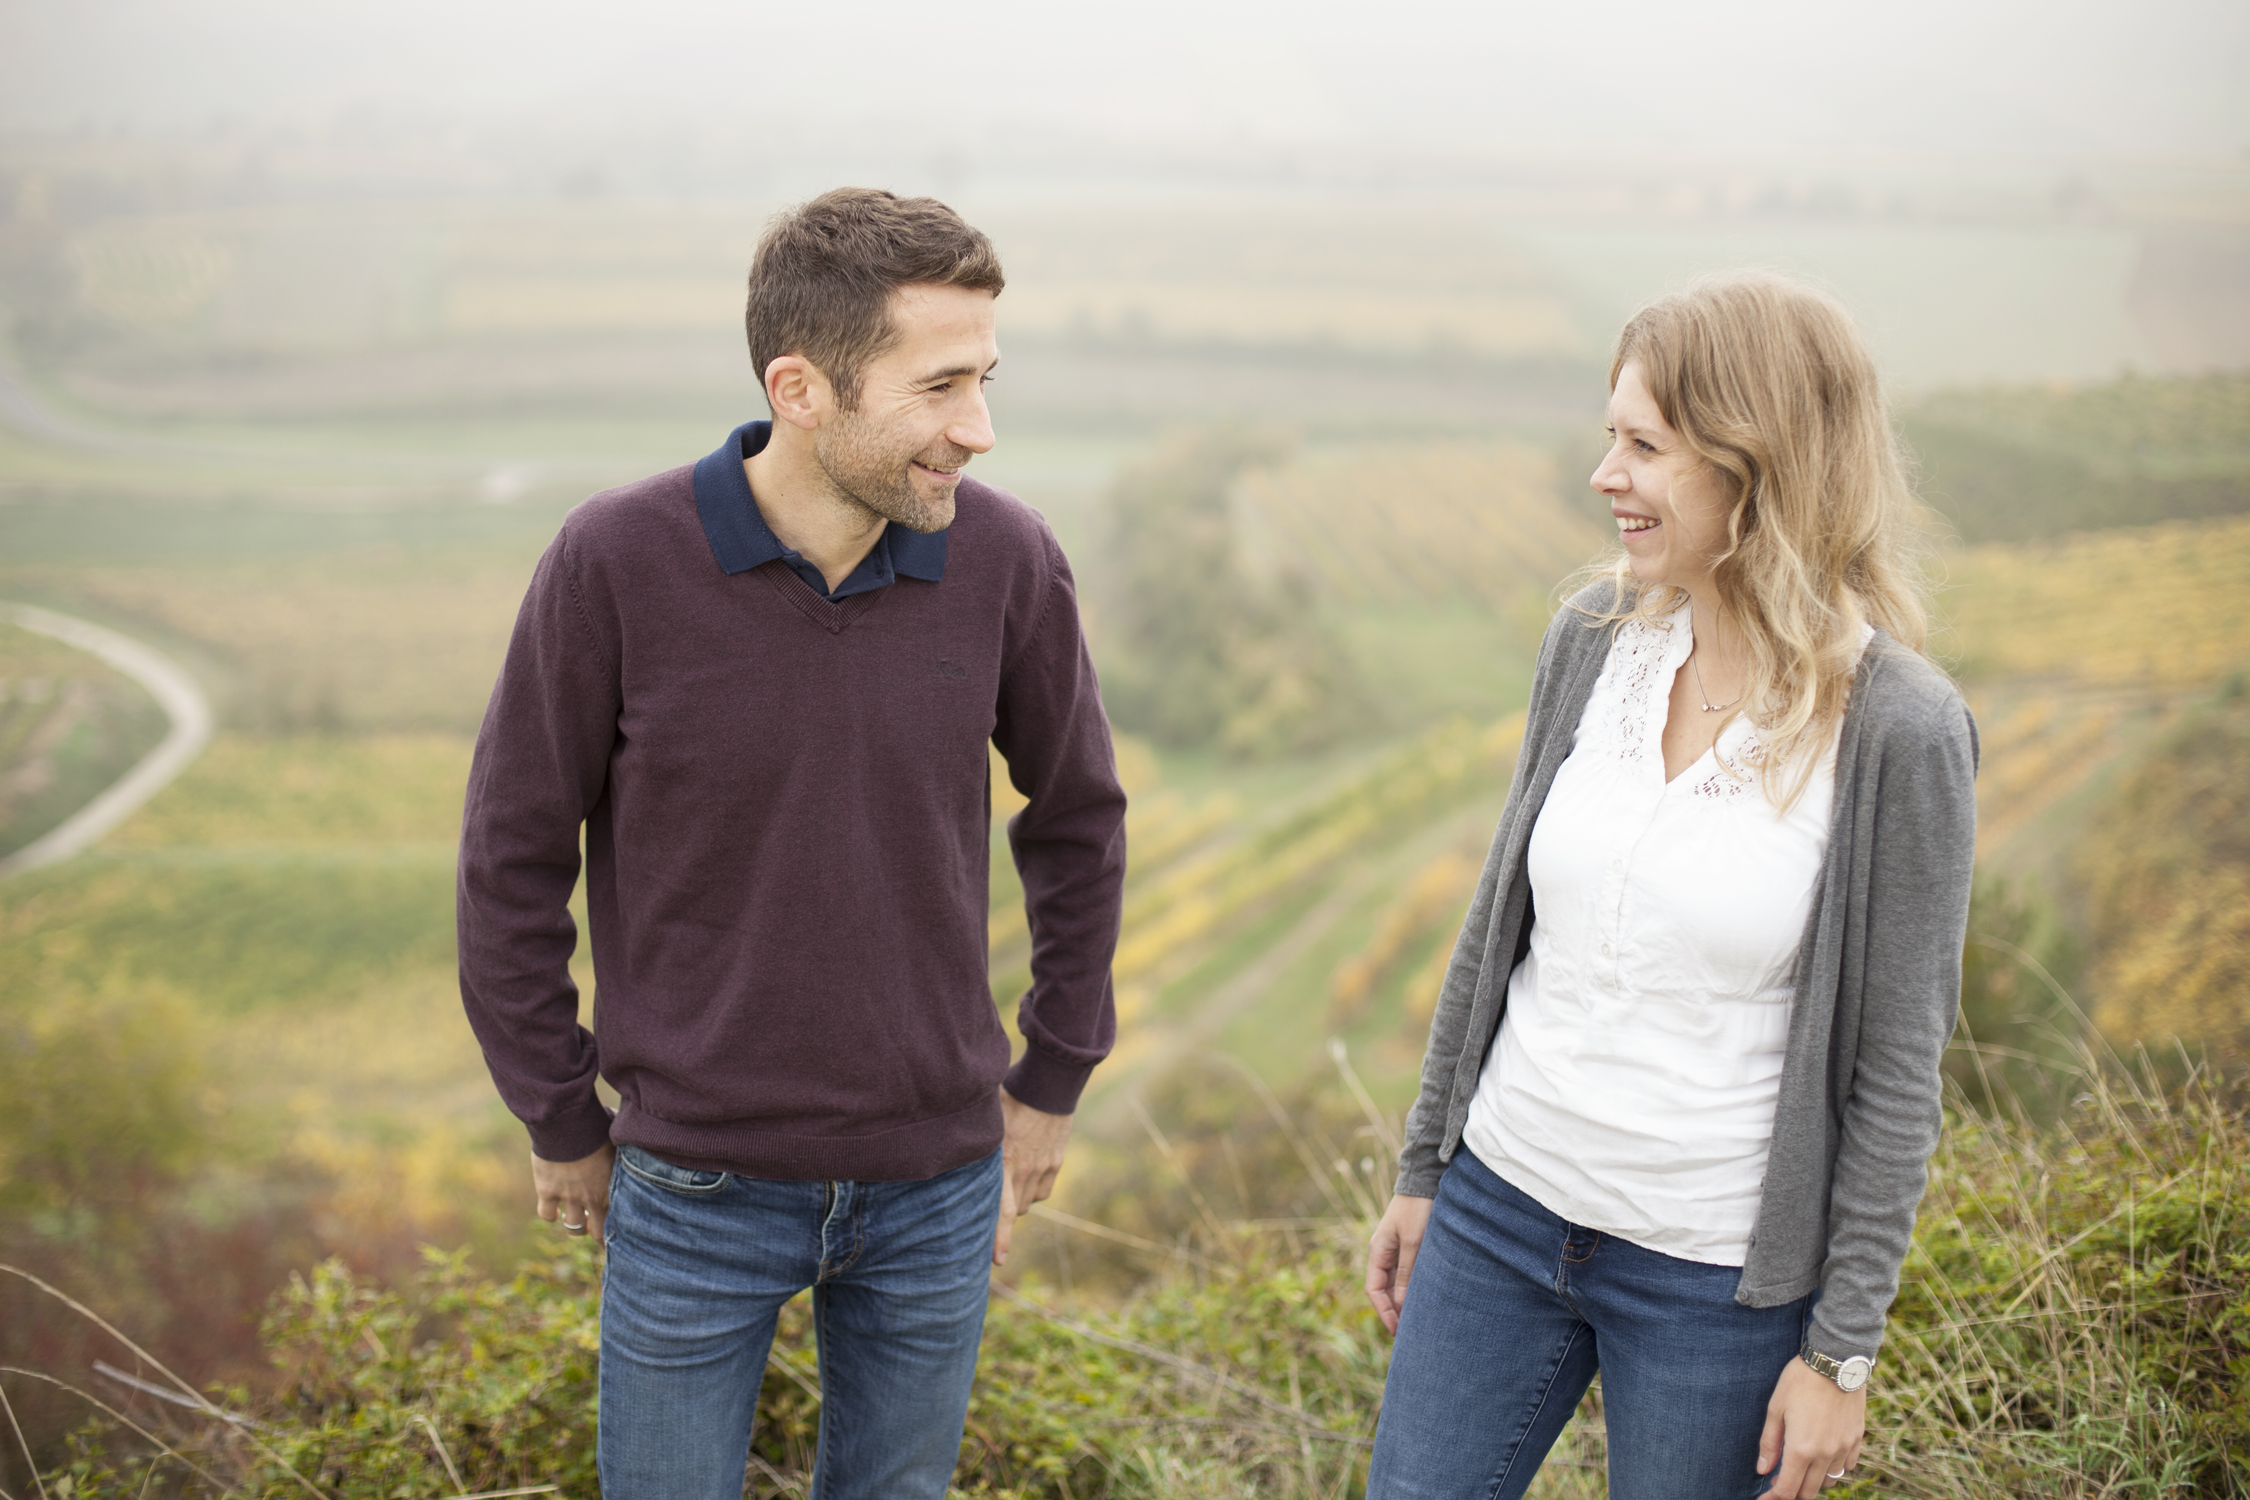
0,603,214,877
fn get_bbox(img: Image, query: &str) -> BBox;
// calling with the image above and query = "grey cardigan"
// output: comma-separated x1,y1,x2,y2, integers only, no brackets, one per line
1396,582,1978,1360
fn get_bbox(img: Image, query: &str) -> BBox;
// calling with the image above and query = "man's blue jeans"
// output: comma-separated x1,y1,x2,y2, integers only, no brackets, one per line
1367,1149,1811,1500
597,1143,1003,1499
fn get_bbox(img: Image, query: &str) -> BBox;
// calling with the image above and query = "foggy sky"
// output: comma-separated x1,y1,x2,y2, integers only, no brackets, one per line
2,0,2245,166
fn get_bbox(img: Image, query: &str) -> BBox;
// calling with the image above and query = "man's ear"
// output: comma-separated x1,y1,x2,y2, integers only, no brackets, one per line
764,354,831,431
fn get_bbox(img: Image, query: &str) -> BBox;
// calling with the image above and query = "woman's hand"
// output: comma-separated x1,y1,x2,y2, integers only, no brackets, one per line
1757,1357,1866,1495
1365,1193,1435,1335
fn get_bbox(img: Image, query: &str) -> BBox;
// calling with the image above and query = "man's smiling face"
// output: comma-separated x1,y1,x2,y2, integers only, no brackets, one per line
812,283,998,534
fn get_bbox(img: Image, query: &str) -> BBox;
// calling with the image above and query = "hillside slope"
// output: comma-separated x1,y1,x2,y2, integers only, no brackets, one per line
1905,371,2250,544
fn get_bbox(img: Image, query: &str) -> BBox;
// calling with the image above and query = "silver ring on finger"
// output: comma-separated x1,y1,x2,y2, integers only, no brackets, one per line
563,1218,587,1232
1827,1470,1849,1481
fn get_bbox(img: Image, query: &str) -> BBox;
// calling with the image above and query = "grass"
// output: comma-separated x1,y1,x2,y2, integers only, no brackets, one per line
0,732,476,1020
0,620,169,859
0,853,455,1016
8,1036,2241,1499
1874,1046,2249,1495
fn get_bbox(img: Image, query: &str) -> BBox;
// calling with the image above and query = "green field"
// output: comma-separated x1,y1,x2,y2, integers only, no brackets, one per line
3,178,2248,1494
0,620,168,858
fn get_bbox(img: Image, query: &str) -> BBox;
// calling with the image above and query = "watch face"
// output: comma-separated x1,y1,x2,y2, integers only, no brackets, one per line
1837,1356,1873,1392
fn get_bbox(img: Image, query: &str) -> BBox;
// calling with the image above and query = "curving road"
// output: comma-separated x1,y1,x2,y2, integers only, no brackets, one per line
0,603,215,878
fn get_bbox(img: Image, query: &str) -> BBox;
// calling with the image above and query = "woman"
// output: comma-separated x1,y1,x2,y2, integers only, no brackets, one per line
1363,273,1976,1500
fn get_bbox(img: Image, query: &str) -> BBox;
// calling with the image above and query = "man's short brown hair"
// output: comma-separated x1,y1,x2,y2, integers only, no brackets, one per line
745,188,1004,412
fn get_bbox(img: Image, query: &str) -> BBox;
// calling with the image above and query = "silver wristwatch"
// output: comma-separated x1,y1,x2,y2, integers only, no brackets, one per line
1801,1345,1874,1392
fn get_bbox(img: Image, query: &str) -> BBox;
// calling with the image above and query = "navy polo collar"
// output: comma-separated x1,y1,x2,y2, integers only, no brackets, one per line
690,420,950,587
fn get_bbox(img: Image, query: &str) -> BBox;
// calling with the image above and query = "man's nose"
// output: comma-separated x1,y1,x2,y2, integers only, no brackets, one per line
950,386,996,455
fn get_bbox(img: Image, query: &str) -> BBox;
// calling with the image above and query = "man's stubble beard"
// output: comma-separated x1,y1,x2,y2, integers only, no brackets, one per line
814,409,968,535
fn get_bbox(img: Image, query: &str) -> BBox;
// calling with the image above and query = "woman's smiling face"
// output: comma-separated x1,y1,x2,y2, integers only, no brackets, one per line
1593,361,1731,594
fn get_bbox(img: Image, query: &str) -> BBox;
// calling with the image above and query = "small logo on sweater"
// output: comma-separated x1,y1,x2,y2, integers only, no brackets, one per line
936,659,967,678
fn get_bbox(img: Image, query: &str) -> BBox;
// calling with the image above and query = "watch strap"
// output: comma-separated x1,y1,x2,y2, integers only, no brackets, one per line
1800,1344,1874,1391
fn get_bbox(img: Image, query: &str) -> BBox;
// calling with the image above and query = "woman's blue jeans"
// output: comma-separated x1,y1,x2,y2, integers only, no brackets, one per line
597,1143,1003,1499
1368,1149,1810,1500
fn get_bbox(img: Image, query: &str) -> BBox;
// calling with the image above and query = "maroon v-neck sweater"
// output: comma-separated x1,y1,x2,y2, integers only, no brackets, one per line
457,460,1126,1182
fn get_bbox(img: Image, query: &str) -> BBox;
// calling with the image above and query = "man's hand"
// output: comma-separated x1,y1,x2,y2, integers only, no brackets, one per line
1757,1356,1867,1496
1365,1193,1435,1334
532,1143,616,1242
993,1090,1072,1267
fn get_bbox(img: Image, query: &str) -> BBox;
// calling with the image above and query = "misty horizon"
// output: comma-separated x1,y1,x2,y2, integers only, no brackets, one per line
3,0,2246,170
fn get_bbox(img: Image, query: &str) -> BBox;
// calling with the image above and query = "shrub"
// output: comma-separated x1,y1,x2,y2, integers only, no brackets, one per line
1874,1048,2249,1496
13,1048,2247,1498
1095,428,1371,759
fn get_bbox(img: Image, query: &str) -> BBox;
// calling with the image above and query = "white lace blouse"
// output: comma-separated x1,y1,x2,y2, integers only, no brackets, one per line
1460,601,1858,1266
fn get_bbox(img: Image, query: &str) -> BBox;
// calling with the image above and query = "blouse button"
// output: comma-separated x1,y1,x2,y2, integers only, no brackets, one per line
1599,942,1613,959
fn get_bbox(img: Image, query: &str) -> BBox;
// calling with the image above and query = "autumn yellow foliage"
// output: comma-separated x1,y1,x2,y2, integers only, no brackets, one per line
1965,692,2124,858
2077,692,2250,1057
1938,513,2250,690
1328,846,1481,1027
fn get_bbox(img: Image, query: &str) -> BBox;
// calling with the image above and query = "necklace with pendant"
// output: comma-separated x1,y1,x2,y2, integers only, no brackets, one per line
1689,647,1741,713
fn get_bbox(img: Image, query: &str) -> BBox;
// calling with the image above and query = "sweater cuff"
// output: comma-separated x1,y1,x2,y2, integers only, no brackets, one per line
1004,1045,1097,1116
528,1096,617,1164
1394,1140,1445,1198
1806,1307,1883,1365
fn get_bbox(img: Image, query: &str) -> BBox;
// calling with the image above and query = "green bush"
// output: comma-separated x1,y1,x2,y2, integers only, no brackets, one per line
1095,428,1370,760
19,1051,2249,1499
1877,1053,2249,1495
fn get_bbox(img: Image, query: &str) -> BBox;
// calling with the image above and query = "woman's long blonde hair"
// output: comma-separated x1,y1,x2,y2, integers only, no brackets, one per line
1587,271,1930,810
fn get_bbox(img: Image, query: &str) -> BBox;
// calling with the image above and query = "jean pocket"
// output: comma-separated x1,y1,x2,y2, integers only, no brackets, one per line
617,1143,730,1194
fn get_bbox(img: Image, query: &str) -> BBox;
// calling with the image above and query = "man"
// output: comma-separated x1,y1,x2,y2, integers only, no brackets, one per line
457,188,1126,1498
